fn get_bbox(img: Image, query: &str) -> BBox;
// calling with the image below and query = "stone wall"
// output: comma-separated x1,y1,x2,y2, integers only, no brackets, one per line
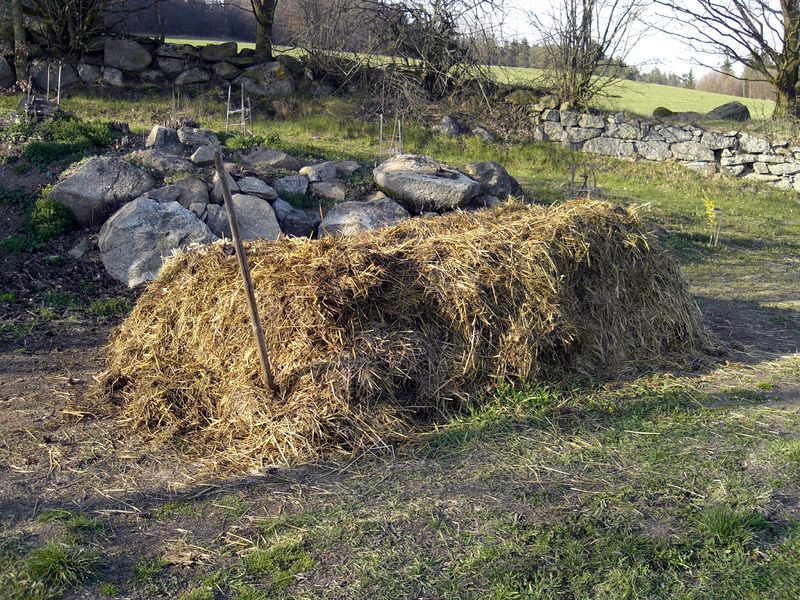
0,37,330,98
531,108,800,192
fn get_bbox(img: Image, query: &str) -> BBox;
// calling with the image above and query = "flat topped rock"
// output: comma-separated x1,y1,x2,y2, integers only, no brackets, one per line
320,197,410,237
205,194,281,241
373,154,480,213
238,147,302,171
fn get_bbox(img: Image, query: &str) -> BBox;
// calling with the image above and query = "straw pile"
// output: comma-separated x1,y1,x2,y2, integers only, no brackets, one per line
97,200,719,470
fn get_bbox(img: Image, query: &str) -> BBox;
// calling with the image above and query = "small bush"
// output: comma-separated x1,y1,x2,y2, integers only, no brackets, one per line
2,234,48,254
0,291,15,303
0,187,31,205
26,198,74,240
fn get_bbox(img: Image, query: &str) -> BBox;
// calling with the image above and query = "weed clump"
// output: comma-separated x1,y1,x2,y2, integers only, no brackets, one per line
97,200,720,471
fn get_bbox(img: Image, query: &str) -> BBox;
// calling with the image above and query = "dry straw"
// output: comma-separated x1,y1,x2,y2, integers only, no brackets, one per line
96,200,720,472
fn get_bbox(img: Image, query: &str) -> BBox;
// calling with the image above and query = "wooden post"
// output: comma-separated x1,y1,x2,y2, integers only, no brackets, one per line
214,151,279,395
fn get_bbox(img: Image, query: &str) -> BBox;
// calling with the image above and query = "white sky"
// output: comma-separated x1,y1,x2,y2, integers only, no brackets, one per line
501,1,720,76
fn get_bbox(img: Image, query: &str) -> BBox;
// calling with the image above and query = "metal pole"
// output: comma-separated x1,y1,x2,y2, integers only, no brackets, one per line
240,83,245,136
225,85,231,135
379,114,383,163
213,151,278,395
57,63,62,105
46,65,50,101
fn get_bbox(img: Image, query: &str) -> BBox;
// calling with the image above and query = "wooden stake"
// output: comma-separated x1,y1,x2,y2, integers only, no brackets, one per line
214,151,279,395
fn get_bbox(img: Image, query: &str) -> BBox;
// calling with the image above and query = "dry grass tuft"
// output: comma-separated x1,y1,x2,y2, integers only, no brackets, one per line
95,200,720,471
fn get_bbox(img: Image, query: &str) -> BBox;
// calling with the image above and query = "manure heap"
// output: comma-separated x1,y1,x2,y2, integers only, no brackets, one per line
98,200,719,469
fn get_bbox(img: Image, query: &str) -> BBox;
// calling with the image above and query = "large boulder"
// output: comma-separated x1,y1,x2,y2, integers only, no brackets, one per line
99,198,217,287
1,56,15,88
144,177,209,208
157,58,184,74
175,67,210,86
460,161,513,197
320,197,410,237
671,141,715,162
49,157,155,227
299,161,338,182
273,175,308,197
130,149,196,177
234,62,295,97
77,62,101,83
582,137,635,159
373,154,480,212
102,67,124,87
104,38,152,73
178,126,220,147
155,43,198,58
706,101,750,122
204,194,281,241
237,176,278,200
190,144,224,167
29,60,79,90
199,42,237,62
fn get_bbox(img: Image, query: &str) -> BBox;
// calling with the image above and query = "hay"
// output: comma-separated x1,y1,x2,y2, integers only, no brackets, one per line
96,200,720,470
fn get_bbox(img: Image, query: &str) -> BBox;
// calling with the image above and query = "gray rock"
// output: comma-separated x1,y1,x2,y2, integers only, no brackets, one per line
682,162,717,176
175,67,210,86
189,202,207,220
436,116,460,136
213,62,240,80
559,110,579,127
273,175,308,197
720,153,759,166
229,54,256,67
565,127,603,143
238,147,302,171
706,101,750,122
542,109,560,122
310,181,346,202
271,198,316,237
335,161,362,177
299,161,338,182
102,67,124,87
654,125,693,143
234,62,295,97
0,56,14,88
157,57,184,74
99,198,217,287
49,157,155,227
144,184,181,204
700,131,735,150
140,69,166,84
723,164,746,177
211,170,240,204
542,121,566,143
671,141,715,162
320,197,410,237
30,60,79,90
583,137,635,159
752,162,770,174
131,149,197,177
146,125,185,155
743,172,779,183
373,154,480,212
472,126,495,142
174,177,209,207
606,120,644,139
104,38,152,72
460,161,513,197
155,43,198,58
77,62,101,83
579,114,606,129
768,162,800,175
739,133,770,153
190,144,223,166
635,141,672,162
204,194,281,241
237,176,278,200
199,42,237,62
67,237,90,260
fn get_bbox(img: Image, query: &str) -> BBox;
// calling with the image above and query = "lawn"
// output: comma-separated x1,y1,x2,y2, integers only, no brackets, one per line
0,90,798,599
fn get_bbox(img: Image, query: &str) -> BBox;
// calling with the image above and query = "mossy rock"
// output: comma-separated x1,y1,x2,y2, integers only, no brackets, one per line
652,106,675,118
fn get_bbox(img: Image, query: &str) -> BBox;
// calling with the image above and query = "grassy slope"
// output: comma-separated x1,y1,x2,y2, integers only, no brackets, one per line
1,91,799,599
167,37,776,118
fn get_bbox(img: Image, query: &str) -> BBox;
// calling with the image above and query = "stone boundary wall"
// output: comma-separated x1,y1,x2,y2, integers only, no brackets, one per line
531,108,800,192
0,38,328,99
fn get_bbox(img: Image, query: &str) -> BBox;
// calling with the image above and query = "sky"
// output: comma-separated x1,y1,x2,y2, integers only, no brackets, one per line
501,1,720,76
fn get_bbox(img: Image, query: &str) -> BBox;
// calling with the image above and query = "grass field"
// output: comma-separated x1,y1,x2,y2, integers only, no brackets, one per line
1,88,799,599
166,37,776,118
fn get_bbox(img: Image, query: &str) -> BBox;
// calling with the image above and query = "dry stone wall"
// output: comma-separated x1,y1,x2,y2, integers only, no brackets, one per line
532,108,800,192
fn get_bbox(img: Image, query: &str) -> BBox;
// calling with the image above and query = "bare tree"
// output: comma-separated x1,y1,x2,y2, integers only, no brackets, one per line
654,0,800,119
11,0,26,82
528,0,645,109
